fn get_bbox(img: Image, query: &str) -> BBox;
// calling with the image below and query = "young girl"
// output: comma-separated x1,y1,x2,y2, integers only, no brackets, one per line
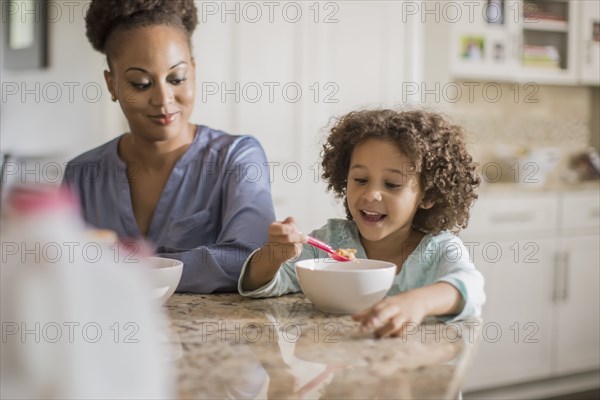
239,109,485,337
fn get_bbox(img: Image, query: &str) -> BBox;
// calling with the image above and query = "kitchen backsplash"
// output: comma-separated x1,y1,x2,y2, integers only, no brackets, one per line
446,83,599,187
452,83,595,147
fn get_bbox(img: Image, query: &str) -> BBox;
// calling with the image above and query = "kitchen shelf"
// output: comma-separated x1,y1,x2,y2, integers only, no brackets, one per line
523,20,569,32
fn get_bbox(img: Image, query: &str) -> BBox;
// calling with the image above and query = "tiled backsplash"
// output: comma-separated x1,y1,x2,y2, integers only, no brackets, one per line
447,84,599,187
452,83,596,148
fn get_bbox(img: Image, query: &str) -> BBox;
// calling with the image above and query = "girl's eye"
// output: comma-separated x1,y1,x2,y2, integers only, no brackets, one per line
130,82,150,90
385,182,401,189
353,178,367,184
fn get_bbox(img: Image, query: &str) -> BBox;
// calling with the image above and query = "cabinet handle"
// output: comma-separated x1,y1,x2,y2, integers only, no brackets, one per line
553,252,562,302
553,252,569,303
586,41,592,64
561,253,569,302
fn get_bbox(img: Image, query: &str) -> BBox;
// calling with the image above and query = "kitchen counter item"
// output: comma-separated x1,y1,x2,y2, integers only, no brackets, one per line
165,293,481,399
295,258,395,314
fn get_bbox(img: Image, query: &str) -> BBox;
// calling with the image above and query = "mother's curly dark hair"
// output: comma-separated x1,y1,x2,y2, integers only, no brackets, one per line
85,0,198,55
321,109,480,234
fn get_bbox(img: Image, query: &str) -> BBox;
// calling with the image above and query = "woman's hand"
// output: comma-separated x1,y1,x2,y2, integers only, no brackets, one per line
351,292,428,338
242,217,306,291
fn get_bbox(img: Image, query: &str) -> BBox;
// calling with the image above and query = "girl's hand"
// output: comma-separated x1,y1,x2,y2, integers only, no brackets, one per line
242,217,306,291
265,217,306,264
351,292,428,338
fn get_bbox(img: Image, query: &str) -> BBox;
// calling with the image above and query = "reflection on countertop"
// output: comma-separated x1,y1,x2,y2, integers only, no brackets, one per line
165,293,481,400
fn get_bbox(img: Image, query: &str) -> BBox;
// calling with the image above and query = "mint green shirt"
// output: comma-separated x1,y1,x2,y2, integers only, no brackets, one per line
238,219,485,321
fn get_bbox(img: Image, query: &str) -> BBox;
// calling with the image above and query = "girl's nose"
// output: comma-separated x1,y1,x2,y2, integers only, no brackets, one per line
150,83,174,106
362,186,382,202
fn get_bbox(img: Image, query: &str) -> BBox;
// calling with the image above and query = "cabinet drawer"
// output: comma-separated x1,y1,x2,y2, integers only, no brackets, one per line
560,192,600,231
465,195,559,235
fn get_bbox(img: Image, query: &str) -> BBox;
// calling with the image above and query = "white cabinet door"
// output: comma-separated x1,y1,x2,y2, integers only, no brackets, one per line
462,237,555,391
517,0,579,85
553,235,600,375
450,0,521,81
449,0,579,85
578,0,600,85
192,2,417,229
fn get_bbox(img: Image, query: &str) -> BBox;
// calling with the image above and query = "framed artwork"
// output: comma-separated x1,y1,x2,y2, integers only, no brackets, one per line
2,0,48,69
493,41,505,62
461,36,485,62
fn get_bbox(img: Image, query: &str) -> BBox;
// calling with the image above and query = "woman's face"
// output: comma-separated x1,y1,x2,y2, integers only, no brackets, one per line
104,25,195,142
346,138,426,244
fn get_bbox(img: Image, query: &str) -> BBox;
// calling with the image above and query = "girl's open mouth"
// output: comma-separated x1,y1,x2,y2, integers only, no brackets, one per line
360,210,386,222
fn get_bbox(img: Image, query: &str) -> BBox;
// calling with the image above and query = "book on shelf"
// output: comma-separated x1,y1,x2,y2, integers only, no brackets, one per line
521,44,561,69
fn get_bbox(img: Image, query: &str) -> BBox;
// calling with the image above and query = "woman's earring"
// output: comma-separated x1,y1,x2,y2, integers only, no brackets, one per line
111,95,117,102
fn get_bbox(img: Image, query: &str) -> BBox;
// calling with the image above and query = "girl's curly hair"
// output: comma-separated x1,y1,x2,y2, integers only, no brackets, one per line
321,109,480,234
85,0,198,55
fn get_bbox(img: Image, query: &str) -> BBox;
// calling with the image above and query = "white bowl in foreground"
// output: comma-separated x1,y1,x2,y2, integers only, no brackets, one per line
295,258,396,314
145,257,183,304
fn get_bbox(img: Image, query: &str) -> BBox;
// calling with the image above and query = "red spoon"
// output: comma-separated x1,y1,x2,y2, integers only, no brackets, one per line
305,236,352,262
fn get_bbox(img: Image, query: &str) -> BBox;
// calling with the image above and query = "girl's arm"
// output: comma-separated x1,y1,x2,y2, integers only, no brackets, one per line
352,282,464,338
241,217,305,291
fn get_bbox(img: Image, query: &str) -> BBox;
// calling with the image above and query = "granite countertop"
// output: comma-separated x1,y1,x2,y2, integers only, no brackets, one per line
165,293,481,399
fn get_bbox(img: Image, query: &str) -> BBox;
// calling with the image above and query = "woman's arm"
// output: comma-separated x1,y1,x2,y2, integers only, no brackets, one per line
157,137,276,293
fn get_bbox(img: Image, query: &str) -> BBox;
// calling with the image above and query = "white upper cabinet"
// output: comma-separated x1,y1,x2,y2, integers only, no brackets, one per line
191,1,419,229
578,0,600,85
450,0,580,85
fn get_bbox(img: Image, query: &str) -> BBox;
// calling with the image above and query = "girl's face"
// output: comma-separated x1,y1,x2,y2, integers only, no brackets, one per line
104,25,196,142
346,138,426,243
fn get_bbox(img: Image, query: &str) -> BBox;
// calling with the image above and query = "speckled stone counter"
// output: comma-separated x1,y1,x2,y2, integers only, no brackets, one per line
165,293,481,399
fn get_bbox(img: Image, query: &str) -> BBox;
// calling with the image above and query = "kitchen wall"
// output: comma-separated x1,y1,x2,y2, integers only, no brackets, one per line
1,1,598,218
1,2,126,160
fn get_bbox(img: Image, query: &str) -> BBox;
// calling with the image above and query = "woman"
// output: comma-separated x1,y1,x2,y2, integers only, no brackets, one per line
62,0,275,293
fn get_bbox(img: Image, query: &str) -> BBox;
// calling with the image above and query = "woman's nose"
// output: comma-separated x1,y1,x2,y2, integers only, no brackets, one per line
150,83,174,106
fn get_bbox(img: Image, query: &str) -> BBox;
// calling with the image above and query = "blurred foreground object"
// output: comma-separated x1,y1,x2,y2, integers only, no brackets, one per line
1,185,174,399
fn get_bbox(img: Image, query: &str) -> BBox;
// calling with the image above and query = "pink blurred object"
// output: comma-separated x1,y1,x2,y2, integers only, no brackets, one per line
305,236,351,262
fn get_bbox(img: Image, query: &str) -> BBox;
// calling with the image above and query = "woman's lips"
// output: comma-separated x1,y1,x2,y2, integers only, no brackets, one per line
149,112,178,126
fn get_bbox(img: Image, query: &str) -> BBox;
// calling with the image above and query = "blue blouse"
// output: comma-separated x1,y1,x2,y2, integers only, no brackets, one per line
63,125,276,293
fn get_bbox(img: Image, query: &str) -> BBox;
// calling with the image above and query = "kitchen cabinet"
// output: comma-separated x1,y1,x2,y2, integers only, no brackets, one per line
194,1,416,230
578,0,600,85
554,192,600,375
450,0,579,85
460,188,600,392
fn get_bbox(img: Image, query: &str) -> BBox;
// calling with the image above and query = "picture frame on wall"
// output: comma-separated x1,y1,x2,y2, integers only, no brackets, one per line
2,0,48,69
461,36,485,62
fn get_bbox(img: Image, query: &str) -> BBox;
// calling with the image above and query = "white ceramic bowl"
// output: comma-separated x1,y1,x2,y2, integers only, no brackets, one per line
145,257,183,304
295,258,396,314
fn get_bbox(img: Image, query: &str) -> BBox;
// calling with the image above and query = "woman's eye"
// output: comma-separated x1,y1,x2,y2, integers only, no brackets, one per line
170,77,187,85
130,82,150,90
